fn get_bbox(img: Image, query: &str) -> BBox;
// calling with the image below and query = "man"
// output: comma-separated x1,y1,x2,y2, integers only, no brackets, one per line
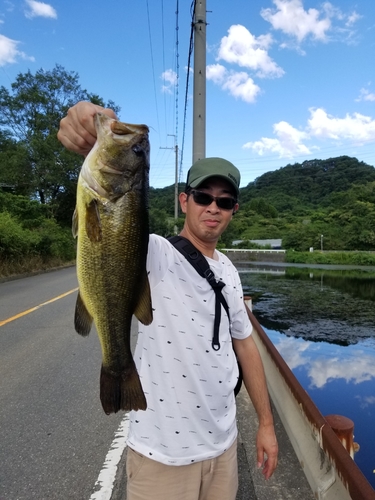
58,102,278,500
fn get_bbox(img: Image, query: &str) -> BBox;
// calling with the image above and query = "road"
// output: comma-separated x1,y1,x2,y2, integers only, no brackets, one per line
0,267,315,500
0,267,125,500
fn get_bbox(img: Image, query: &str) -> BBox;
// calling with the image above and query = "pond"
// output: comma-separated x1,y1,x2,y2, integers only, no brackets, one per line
239,263,375,490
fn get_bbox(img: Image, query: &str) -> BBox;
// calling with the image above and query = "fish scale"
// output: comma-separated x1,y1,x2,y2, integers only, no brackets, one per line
72,113,152,414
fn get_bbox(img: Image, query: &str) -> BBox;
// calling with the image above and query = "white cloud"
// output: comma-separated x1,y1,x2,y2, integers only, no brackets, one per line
308,355,375,389
345,11,362,27
25,0,57,19
243,107,375,159
206,64,226,85
0,33,34,66
274,336,375,390
355,395,375,409
162,69,177,85
221,71,261,103
308,107,375,143
243,120,311,158
322,3,362,27
273,337,312,369
321,2,344,22
261,0,331,42
208,24,283,103
207,64,261,103
217,24,284,78
356,88,375,103
261,1,362,46
161,69,177,93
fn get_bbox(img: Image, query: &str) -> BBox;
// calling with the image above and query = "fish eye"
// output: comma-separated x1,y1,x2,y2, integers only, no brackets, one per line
132,145,144,156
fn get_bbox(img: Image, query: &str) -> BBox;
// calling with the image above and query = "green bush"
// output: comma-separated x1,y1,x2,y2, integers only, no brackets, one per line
0,210,75,260
0,211,39,257
0,192,50,220
286,250,375,266
34,219,75,260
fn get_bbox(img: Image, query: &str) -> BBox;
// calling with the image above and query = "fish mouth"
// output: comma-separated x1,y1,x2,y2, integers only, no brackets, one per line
80,113,150,192
93,114,150,175
95,113,149,137
110,120,149,136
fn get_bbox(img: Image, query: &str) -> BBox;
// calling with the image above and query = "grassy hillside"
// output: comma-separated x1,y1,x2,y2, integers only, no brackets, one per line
148,156,375,252
1,155,374,279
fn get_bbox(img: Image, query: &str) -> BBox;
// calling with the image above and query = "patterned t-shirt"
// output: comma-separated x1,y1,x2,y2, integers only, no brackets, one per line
127,234,252,466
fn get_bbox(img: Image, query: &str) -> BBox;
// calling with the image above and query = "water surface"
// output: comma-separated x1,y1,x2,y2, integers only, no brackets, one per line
239,264,375,489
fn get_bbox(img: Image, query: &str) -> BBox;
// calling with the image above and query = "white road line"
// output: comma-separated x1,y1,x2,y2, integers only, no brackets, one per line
90,414,130,500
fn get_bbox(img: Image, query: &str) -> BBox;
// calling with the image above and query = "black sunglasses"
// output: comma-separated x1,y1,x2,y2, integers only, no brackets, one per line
189,189,237,210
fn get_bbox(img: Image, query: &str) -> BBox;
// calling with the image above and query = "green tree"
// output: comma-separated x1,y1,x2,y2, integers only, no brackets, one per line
247,197,278,218
0,130,30,195
0,64,119,214
149,208,170,236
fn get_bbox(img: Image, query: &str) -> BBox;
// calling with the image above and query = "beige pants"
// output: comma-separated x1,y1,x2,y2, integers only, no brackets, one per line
126,439,238,500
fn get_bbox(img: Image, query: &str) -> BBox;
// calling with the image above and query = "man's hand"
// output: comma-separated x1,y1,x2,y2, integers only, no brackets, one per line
256,422,278,480
233,335,279,480
57,101,117,156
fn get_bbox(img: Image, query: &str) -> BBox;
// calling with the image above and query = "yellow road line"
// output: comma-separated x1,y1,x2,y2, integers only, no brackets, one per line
0,287,78,327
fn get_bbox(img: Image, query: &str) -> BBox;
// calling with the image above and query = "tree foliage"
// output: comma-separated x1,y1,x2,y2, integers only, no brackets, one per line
0,64,119,209
1,65,375,258
0,192,74,260
241,156,375,207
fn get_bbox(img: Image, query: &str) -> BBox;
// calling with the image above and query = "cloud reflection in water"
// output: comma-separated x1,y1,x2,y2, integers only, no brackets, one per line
271,334,375,389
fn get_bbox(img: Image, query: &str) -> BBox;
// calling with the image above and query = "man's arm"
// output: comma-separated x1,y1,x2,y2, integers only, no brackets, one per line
233,335,278,479
57,101,117,155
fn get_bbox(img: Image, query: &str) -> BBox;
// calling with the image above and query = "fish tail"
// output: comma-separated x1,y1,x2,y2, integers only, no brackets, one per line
100,362,147,414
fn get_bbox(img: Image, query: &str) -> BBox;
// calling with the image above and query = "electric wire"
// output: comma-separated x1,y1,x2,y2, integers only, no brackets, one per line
179,0,196,182
161,0,168,135
146,0,161,138
175,0,179,153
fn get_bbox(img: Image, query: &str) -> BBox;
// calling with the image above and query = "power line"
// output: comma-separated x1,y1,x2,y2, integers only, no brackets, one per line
161,0,168,135
175,0,180,158
146,0,161,136
179,0,196,182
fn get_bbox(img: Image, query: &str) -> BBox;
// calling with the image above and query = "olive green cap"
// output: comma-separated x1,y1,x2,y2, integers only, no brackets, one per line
186,157,240,196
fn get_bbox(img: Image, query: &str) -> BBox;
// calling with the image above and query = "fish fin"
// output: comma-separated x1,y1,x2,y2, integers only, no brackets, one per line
72,207,78,238
134,273,153,326
74,291,93,336
85,199,102,243
100,362,147,414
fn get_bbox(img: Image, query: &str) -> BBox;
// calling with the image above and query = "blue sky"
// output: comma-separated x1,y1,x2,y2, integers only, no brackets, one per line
1,0,375,189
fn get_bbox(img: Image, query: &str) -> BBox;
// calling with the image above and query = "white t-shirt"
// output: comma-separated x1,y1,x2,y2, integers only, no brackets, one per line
127,234,252,466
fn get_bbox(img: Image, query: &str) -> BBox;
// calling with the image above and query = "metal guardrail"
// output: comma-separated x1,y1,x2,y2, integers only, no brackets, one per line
223,249,286,253
245,298,375,500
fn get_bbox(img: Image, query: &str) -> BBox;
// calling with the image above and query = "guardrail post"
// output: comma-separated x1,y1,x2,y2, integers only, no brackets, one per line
325,414,359,459
244,295,252,311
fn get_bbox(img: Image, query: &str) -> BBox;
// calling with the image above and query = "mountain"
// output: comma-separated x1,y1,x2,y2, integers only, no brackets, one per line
239,156,375,210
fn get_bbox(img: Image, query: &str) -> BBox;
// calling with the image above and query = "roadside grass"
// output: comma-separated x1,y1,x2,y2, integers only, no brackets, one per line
1,250,375,282
0,256,75,280
286,250,375,266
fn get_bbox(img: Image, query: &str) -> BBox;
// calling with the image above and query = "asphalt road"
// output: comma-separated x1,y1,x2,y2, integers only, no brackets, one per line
0,268,125,500
0,267,314,500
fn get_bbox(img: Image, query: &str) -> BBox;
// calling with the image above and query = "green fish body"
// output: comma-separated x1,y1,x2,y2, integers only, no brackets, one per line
73,113,152,414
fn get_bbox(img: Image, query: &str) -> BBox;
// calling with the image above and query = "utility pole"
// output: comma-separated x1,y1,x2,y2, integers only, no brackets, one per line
170,134,179,223
192,0,206,165
160,135,179,233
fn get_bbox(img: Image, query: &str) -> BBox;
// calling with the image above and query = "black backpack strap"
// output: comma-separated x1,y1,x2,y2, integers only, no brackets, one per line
168,235,243,396
168,235,230,351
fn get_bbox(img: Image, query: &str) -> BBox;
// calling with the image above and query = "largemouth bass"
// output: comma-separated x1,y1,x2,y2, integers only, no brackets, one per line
72,113,152,414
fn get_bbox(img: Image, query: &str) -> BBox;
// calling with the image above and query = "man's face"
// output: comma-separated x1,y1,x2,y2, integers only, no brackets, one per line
179,177,239,244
